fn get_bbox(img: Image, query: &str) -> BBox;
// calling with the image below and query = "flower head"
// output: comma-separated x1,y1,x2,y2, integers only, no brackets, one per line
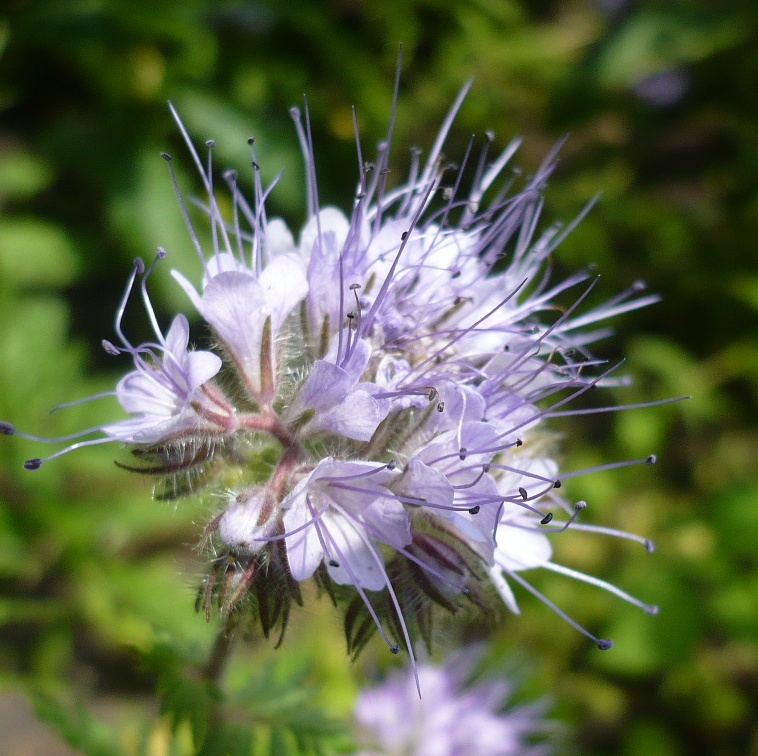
2,76,678,672
354,649,553,756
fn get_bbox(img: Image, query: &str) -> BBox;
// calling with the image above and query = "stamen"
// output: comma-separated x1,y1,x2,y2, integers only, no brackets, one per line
542,561,659,615
502,564,613,650
161,152,209,278
140,248,168,344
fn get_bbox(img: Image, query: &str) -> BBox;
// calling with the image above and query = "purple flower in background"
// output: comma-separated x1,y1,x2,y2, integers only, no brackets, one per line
355,649,552,755
2,71,679,670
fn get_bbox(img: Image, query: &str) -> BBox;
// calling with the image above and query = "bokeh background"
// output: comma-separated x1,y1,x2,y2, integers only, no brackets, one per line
1,1,756,754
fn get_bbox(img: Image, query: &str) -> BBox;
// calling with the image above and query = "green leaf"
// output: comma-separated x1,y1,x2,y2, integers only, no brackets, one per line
0,218,79,287
31,692,126,756
0,151,54,198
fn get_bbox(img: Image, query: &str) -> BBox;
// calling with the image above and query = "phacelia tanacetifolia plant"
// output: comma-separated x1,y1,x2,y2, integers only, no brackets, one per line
2,76,677,681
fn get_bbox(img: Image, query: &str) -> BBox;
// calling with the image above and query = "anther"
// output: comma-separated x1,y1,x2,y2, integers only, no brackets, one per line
205,139,215,148
133,257,145,275
645,604,660,615
518,487,528,500
160,152,172,161
436,402,445,413
540,513,554,525
450,269,461,279
0,422,15,435
101,340,120,356
516,438,523,447
386,460,397,470
646,454,657,465
644,539,656,553
328,559,340,568
247,136,255,145
458,447,467,461
427,388,438,402
468,506,480,515
596,639,614,650
389,644,400,655
401,231,408,241
482,464,490,473
349,283,361,290
24,458,43,471
553,480,562,489
156,247,167,260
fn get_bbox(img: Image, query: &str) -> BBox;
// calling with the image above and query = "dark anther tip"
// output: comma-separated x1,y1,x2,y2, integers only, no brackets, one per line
328,559,340,568
0,422,15,435
597,639,614,650
160,152,172,161
644,539,656,553
389,644,400,655
646,605,660,616
436,402,445,413
134,257,145,274
482,464,491,473
646,454,657,465
156,247,167,260
387,460,397,470
553,480,562,489
24,458,43,471
401,231,408,241
540,513,554,525
516,438,523,447
518,487,527,500
247,136,255,145
205,139,215,148
468,506,480,515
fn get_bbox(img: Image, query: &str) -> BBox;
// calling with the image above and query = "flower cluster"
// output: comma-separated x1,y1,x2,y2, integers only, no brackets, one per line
354,648,552,755
2,81,666,668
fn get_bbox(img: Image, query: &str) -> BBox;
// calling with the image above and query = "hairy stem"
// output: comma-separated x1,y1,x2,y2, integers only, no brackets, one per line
204,614,238,687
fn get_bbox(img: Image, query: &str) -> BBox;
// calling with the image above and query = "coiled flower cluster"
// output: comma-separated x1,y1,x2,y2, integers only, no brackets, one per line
3,81,668,672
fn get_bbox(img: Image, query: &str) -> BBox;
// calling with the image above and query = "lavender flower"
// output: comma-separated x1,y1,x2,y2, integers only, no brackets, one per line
354,649,552,755
2,76,676,669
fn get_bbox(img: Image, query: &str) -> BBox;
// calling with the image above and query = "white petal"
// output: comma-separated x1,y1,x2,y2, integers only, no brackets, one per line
265,218,296,256
309,389,385,441
323,511,386,591
298,207,350,262
489,565,520,614
259,252,308,332
283,494,324,582
495,523,552,570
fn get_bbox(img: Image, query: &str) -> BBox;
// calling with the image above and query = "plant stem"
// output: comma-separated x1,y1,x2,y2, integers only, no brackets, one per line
204,614,237,687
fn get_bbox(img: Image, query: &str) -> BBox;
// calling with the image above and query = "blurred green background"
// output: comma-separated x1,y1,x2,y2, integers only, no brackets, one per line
0,0,756,754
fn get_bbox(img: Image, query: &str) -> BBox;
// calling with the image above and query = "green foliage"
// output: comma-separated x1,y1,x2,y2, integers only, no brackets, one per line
141,637,351,755
1,0,756,754
32,692,127,756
